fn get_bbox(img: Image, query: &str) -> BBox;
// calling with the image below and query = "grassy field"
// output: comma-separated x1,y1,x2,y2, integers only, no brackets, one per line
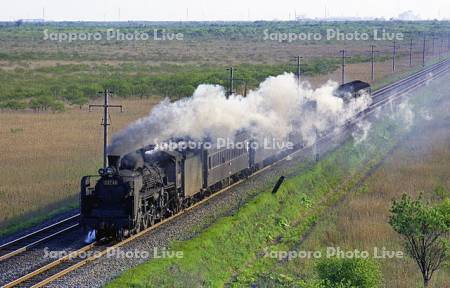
1,21,449,108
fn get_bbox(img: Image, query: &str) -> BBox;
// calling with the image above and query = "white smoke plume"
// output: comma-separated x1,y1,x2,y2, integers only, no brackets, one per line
419,109,432,121
109,73,372,155
352,120,372,145
387,99,415,131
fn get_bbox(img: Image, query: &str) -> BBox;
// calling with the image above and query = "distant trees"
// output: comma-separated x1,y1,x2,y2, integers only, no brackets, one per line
389,194,449,287
0,100,27,110
0,57,350,112
29,96,65,112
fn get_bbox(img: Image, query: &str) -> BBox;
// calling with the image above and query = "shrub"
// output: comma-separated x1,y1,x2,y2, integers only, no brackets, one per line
315,257,381,288
0,100,27,110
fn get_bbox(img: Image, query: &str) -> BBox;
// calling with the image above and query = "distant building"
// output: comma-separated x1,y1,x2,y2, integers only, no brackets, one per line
18,19,45,23
14,19,45,26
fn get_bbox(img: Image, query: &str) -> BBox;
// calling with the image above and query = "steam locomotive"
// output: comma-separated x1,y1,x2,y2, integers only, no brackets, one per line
80,81,371,240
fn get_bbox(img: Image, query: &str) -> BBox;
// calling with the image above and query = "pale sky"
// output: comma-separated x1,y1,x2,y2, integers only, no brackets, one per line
1,0,449,21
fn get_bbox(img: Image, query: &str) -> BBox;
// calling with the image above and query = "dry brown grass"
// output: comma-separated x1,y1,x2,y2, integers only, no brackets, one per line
287,98,450,287
0,98,159,228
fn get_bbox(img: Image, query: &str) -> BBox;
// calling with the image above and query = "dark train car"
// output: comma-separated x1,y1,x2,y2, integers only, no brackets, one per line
182,150,204,197
250,136,288,169
334,80,371,101
204,143,250,189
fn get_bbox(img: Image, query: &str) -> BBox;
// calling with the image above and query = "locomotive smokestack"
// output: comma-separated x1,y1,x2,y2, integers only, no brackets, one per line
107,155,121,169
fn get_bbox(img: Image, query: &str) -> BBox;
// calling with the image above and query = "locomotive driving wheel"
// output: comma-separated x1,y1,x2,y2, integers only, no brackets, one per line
116,229,125,241
96,229,107,241
142,214,150,229
148,206,156,226
135,212,146,233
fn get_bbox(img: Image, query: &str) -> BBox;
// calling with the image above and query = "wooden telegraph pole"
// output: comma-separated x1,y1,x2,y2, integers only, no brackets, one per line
89,89,123,168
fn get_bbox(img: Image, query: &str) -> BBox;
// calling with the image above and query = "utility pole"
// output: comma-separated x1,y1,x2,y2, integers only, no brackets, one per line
422,34,426,67
432,34,435,56
294,55,303,84
448,32,450,52
226,67,234,97
409,38,413,67
392,40,397,72
339,50,350,84
89,89,123,168
370,45,379,82
225,67,247,97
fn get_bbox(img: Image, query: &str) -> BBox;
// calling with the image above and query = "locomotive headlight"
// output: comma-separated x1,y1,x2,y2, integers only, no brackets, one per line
105,167,114,175
98,168,105,175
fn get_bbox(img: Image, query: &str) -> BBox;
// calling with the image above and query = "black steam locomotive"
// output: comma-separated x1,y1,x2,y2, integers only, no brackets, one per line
80,81,371,240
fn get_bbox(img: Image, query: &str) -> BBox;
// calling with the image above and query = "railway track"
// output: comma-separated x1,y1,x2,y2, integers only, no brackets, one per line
0,214,80,262
2,58,449,288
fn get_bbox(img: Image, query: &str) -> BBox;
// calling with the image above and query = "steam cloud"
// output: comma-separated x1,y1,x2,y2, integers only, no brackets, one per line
352,120,372,145
109,73,372,156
